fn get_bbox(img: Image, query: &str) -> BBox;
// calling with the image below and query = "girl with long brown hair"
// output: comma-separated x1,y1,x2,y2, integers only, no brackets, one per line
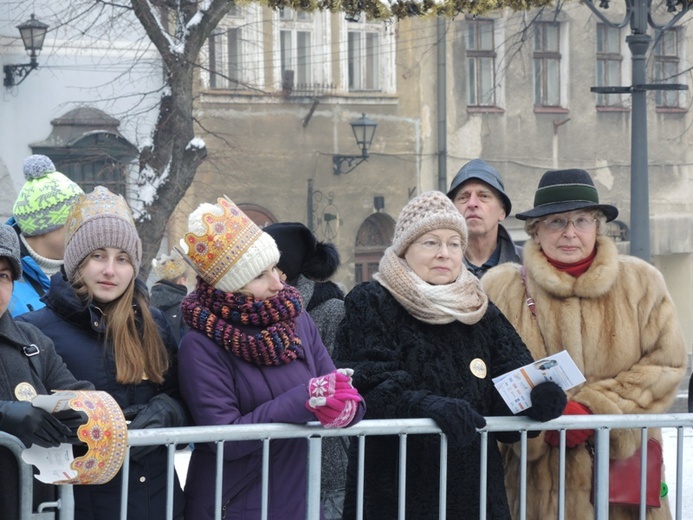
19,186,186,520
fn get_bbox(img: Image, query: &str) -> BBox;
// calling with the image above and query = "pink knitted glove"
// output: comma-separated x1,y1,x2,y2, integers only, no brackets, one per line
306,369,362,428
307,369,355,408
307,389,362,428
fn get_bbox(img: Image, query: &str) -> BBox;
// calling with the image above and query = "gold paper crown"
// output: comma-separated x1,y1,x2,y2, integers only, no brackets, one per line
64,186,136,247
152,251,187,280
181,197,262,287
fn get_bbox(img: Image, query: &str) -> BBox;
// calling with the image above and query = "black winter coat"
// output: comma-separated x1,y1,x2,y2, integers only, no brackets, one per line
334,282,535,520
18,273,185,520
150,279,188,346
0,312,93,519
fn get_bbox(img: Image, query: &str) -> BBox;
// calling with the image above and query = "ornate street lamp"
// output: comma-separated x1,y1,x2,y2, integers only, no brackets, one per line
587,0,688,261
333,114,378,174
4,14,49,88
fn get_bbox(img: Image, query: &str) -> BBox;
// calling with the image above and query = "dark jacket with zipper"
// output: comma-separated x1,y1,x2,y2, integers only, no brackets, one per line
0,311,93,519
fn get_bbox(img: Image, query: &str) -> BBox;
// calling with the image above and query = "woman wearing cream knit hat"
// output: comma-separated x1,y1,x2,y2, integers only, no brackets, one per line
176,197,365,520
335,191,567,519
18,186,186,520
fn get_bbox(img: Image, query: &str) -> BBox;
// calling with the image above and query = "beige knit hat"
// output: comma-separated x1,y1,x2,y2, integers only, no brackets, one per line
179,197,280,293
392,191,468,256
63,186,142,280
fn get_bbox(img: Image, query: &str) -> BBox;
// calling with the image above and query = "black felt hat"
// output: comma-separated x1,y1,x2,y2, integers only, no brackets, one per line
263,222,340,283
515,169,618,222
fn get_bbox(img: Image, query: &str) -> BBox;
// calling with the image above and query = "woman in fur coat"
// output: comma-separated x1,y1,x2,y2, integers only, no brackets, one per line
335,191,567,519
482,169,687,520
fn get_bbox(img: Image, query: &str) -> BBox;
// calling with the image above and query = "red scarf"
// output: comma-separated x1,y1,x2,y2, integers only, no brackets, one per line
545,246,597,277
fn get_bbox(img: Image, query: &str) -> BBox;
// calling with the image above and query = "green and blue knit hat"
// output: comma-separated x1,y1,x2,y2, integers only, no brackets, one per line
13,155,84,237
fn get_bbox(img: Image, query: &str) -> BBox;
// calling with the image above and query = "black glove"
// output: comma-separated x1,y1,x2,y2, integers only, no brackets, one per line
127,394,188,461
524,381,567,422
418,395,486,448
0,401,72,448
53,409,89,445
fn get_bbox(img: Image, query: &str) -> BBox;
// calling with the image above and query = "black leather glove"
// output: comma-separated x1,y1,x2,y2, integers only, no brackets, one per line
0,401,72,448
418,395,486,448
127,394,188,461
53,409,89,445
524,381,567,422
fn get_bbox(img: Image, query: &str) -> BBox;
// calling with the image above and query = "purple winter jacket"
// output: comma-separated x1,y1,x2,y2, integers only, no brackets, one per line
179,312,365,520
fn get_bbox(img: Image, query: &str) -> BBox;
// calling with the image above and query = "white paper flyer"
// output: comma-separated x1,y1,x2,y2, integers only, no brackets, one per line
493,350,586,414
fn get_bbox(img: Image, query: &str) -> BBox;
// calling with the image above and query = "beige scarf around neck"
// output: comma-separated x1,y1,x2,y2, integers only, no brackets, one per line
374,246,488,325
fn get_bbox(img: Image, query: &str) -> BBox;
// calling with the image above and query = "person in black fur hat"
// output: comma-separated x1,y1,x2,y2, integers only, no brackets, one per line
263,222,347,520
264,222,345,351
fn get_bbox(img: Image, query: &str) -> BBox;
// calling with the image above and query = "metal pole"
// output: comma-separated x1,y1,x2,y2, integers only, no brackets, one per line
628,0,652,261
437,17,447,192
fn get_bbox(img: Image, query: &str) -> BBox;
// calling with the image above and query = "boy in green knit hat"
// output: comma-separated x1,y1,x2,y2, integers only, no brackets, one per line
7,154,83,316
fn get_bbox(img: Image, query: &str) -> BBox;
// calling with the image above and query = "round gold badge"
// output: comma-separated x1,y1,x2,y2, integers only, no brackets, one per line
14,382,37,401
470,358,487,379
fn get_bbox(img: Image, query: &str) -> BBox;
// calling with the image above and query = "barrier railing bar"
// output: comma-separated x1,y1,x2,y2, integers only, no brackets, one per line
397,433,407,520
356,434,365,520
479,430,488,520
119,447,130,520
214,440,223,520
166,443,175,520
261,438,270,520
558,430,566,520
306,436,322,520
676,426,684,520
438,434,447,520
639,428,648,520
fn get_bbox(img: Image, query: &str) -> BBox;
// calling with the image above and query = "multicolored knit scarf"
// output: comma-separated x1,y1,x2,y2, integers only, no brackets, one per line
181,279,304,366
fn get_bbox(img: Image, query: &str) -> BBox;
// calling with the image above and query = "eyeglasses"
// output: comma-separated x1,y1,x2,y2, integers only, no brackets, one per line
413,238,464,254
541,215,597,232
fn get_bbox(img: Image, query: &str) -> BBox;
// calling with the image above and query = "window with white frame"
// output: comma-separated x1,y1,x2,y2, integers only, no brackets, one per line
466,18,497,106
338,16,395,94
595,24,623,107
205,5,263,91
279,8,314,88
533,21,562,107
348,19,380,91
653,28,682,108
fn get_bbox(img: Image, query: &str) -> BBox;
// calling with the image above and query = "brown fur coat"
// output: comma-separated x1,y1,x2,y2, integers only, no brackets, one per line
482,236,686,520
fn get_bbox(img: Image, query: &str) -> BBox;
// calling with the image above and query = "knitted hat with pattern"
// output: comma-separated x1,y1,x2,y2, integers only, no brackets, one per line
63,186,142,280
0,224,22,280
152,250,187,281
392,191,468,256
13,155,84,237
180,197,280,293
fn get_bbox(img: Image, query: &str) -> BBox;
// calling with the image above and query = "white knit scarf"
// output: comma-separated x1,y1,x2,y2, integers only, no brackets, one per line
374,247,488,325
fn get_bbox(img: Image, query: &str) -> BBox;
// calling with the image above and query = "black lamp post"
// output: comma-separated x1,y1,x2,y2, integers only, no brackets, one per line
587,0,688,261
333,113,378,174
4,14,49,88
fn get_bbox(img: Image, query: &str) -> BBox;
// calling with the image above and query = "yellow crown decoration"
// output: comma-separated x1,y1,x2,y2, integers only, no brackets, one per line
152,251,187,280
181,197,262,287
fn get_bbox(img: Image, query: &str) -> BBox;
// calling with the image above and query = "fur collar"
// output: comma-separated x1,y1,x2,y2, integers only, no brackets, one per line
524,235,619,299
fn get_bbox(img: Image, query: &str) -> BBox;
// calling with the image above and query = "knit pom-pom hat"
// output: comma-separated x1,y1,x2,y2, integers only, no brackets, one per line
263,222,340,283
63,186,142,280
179,197,280,293
13,154,84,237
392,191,468,256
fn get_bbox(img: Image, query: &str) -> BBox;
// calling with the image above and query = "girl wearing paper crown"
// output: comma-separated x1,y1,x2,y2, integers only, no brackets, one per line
176,197,365,520
334,191,567,519
18,186,186,520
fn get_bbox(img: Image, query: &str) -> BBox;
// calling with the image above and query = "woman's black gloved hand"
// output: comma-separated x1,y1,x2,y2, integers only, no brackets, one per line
524,381,567,422
0,401,72,448
126,394,188,462
53,409,89,445
418,395,486,447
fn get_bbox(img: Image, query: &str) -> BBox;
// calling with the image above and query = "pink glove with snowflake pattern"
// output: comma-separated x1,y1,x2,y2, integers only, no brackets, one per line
306,369,362,428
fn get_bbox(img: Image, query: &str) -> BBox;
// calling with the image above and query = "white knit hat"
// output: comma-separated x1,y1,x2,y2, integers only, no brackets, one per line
392,191,468,256
180,197,280,293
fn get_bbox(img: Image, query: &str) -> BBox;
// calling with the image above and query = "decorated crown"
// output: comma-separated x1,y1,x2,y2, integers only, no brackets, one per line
152,251,187,280
180,197,262,287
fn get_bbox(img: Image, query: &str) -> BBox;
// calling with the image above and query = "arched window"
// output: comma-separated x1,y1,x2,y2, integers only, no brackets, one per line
354,213,395,284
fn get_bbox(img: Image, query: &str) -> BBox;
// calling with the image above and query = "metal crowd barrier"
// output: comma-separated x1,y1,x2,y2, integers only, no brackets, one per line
4,414,693,520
